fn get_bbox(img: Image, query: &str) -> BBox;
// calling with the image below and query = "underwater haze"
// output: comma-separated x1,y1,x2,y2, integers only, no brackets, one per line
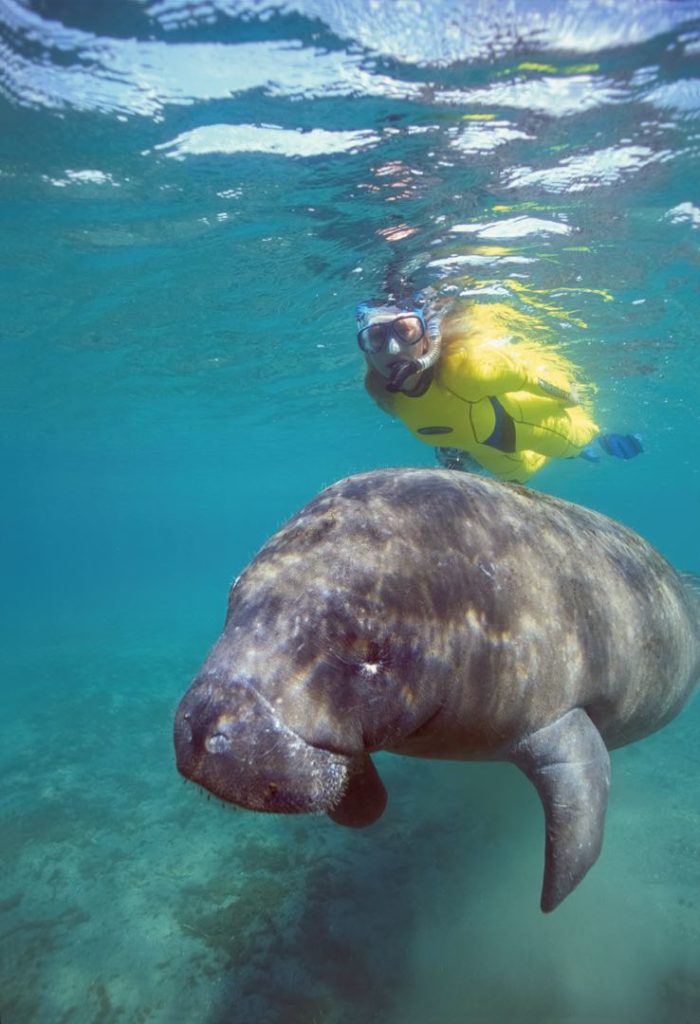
1,1,700,1021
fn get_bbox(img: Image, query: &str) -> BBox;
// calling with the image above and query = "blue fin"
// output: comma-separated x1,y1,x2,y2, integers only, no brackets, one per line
598,433,644,459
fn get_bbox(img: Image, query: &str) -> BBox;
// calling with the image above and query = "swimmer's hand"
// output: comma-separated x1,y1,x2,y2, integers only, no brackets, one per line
435,448,483,473
536,378,580,405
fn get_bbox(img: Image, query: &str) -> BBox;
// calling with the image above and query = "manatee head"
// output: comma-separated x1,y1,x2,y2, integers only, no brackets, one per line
173,470,464,827
174,669,352,816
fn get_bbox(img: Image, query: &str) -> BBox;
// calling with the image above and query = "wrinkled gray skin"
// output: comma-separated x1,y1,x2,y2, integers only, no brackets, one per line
174,469,700,912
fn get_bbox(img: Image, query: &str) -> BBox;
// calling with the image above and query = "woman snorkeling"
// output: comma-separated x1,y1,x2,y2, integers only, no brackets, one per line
357,290,642,484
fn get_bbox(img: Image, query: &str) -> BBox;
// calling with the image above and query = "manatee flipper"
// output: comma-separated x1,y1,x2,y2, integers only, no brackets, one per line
508,708,611,913
327,753,387,828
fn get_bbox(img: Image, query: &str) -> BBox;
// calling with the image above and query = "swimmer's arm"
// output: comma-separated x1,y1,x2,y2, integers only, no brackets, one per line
443,347,580,404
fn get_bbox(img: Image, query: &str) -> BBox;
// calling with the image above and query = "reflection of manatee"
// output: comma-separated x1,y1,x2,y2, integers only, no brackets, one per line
174,469,700,912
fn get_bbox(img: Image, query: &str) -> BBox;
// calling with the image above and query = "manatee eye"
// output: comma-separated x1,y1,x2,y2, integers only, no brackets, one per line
357,638,392,678
360,661,382,678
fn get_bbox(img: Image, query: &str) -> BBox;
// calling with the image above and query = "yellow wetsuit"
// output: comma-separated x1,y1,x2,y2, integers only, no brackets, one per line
392,304,599,484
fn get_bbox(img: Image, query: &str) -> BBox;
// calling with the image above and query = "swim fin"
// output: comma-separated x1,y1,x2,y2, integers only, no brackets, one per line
598,433,644,459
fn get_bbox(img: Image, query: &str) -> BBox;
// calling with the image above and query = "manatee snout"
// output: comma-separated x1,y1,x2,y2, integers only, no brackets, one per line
174,673,350,815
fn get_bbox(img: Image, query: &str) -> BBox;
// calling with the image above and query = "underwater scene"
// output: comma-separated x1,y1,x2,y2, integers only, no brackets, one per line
1,1,700,1021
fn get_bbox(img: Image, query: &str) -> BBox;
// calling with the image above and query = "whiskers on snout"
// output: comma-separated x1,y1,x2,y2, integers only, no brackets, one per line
180,775,242,814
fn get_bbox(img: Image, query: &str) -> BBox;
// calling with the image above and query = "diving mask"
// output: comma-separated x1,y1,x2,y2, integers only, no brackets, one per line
357,311,426,354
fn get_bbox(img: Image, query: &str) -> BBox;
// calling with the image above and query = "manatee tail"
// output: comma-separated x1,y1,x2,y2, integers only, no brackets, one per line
508,708,611,913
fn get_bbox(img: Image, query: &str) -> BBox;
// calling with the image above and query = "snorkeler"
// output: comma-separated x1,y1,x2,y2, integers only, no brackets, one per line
357,290,642,484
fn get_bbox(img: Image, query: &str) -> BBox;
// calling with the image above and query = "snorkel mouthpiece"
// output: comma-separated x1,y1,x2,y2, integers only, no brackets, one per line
385,358,424,392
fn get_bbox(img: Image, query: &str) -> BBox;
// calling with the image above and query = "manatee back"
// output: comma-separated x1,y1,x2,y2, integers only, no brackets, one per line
223,469,700,754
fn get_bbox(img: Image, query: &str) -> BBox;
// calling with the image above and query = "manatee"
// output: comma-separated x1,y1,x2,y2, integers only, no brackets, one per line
174,469,700,912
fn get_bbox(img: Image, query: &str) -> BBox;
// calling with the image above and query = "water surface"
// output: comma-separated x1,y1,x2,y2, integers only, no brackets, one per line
1,2,699,1021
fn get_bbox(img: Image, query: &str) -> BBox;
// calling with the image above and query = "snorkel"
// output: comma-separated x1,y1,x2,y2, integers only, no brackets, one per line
356,291,443,393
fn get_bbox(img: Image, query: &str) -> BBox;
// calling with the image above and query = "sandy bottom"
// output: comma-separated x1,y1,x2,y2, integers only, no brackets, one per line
1,637,698,1024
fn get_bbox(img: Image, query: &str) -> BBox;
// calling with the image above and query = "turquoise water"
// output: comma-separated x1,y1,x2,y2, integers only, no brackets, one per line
2,1,700,1021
